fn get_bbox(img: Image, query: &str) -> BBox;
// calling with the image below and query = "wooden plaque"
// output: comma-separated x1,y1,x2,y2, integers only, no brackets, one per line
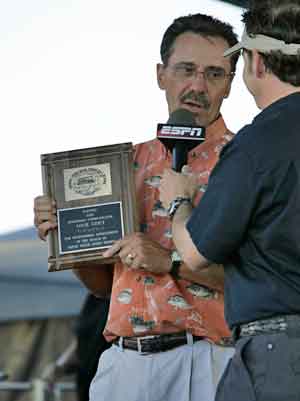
41,142,138,271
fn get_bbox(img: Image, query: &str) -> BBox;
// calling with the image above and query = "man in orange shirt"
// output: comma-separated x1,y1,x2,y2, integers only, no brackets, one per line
35,13,239,401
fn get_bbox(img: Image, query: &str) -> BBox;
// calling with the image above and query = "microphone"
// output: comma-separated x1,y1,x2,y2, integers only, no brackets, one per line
157,109,205,172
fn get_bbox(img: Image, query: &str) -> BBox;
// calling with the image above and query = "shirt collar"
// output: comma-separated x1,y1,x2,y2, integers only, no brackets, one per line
188,114,229,154
205,114,228,140
254,92,300,125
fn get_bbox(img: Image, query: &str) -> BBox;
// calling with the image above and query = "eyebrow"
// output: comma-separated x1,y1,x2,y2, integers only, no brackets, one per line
173,62,196,67
173,62,226,71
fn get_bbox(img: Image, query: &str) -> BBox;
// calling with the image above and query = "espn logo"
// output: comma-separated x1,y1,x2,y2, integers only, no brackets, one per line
157,124,204,140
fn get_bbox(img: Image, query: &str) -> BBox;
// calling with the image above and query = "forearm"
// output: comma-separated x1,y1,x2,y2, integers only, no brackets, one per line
73,265,113,298
177,263,224,292
172,203,209,271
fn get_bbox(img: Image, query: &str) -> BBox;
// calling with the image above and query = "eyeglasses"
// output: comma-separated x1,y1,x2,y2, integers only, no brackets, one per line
168,62,234,84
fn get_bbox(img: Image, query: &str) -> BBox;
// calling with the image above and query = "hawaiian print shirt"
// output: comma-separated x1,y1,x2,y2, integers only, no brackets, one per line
104,115,233,344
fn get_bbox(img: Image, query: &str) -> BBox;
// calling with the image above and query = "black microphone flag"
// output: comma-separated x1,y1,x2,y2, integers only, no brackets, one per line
157,109,205,172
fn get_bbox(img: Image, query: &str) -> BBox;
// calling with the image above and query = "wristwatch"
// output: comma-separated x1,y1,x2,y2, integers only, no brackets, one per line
169,250,182,279
167,197,192,220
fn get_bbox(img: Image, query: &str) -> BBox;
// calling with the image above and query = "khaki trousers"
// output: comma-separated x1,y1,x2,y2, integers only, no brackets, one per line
89,338,234,401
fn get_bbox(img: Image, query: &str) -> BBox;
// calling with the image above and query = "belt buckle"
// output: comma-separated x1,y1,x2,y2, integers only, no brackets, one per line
136,335,156,353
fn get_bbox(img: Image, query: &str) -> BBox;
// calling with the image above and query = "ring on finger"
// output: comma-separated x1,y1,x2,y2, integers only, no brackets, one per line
125,253,135,265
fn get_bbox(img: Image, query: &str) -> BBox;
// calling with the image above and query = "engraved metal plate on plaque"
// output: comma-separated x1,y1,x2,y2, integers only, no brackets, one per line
41,143,138,271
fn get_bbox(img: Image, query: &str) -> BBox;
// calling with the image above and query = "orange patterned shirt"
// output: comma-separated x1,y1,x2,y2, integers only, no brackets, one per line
104,115,233,344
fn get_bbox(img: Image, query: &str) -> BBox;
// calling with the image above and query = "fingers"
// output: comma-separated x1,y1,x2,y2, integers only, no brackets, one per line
123,252,137,266
34,213,57,230
34,196,56,212
102,234,146,268
118,243,134,260
159,171,174,209
33,196,57,227
118,243,139,267
103,233,166,273
130,255,147,270
102,240,122,258
159,190,170,210
181,165,192,175
34,196,57,240
38,221,57,241
161,168,177,182
102,233,170,274
159,167,197,207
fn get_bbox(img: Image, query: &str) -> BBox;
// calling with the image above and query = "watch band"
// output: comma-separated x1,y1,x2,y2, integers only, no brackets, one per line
167,197,192,220
170,250,182,279
169,260,181,279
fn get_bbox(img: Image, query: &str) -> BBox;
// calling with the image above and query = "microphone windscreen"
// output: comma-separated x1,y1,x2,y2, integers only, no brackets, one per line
167,108,196,126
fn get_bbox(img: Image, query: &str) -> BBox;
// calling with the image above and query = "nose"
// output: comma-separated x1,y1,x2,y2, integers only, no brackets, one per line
188,71,208,91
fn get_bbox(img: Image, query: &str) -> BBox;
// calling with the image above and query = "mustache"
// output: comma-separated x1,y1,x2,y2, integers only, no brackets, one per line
181,91,210,110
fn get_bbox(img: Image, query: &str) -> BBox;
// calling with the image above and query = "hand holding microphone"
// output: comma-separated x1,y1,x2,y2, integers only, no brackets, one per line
157,109,205,216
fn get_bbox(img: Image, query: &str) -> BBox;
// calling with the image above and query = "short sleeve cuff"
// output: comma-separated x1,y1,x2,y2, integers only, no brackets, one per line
187,218,228,264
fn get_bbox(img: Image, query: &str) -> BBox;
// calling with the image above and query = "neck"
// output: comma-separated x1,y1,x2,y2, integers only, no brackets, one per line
256,75,300,109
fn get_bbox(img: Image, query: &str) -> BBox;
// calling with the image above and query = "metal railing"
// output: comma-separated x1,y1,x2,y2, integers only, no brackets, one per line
0,379,76,401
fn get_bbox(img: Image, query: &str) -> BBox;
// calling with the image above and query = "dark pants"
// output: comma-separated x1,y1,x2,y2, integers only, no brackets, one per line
75,295,111,401
215,332,300,401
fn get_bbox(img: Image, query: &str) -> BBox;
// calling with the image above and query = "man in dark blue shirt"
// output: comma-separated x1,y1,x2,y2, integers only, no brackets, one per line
158,1,300,400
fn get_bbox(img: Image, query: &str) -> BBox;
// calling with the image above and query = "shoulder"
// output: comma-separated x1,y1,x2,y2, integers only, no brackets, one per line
222,123,257,157
215,124,257,177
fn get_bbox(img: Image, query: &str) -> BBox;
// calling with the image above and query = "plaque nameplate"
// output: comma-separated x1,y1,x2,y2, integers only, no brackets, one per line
41,142,138,271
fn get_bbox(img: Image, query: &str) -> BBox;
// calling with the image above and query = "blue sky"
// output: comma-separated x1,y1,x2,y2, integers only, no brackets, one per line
0,0,258,233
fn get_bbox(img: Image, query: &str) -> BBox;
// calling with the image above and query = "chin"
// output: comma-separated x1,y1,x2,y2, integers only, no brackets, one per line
195,118,208,127
194,112,210,127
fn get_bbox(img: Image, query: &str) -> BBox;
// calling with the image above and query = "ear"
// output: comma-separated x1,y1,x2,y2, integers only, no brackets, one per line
252,50,266,78
157,63,166,90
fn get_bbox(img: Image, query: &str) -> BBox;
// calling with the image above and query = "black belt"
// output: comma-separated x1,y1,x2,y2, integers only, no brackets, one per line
113,332,203,353
233,314,300,341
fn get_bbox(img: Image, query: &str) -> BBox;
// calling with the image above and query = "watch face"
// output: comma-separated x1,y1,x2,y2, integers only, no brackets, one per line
171,250,181,262
168,197,191,219
168,198,180,216
167,200,177,217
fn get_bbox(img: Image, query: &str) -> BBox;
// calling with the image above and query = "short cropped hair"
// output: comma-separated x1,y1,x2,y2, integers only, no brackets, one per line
243,0,300,86
160,13,239,73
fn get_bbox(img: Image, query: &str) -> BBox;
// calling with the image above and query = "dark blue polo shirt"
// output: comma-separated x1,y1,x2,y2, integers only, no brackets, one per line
187,93,300,329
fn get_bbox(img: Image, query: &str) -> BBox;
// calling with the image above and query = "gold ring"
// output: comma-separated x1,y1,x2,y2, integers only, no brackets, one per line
125,253,135,265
